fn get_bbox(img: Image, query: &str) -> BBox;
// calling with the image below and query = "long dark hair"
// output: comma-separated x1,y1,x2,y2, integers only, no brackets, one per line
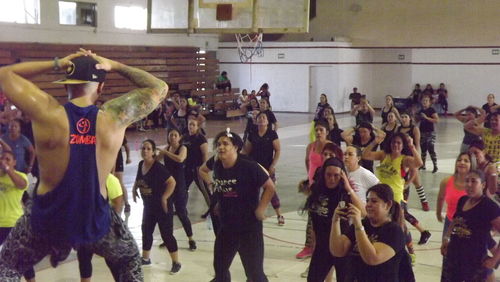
382,132,411,155
315,120,330,133
167,127,182,145
249,97,259,109
366,184,403,227
142,139,157,158
304,157,347,212
399,111,414,126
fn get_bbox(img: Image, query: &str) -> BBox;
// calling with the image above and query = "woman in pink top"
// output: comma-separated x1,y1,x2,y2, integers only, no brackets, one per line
436,152,472,236
305,120,332,184
296,121,333,262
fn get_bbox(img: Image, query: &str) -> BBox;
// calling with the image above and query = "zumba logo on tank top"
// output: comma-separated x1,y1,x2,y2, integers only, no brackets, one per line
214,179,238,197
70,117,96,145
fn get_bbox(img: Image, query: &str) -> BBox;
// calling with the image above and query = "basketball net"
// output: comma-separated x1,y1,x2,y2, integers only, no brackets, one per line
235,33,263,63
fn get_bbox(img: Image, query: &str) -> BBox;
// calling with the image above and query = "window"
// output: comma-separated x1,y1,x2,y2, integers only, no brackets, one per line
0,0,40,24
114,5,146,30
59,1,97,27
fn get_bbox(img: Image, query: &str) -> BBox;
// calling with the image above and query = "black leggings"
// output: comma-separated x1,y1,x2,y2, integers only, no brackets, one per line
208,194,221,236
76,247,116,279
307,246,346,282
172,188,193,238
141,205,178,253
213,226,267,282
185,165,211,207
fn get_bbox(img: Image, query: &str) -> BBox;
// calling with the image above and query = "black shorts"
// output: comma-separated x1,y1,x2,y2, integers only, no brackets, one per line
115,150,124,173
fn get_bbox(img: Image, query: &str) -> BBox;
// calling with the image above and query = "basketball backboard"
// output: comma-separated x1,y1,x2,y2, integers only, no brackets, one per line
148,0,309,34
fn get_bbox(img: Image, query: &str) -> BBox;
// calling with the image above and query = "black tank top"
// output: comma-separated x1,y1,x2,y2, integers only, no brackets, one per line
381,106,394,124
381,123,398,149
164,145,186,192
397,125,416,145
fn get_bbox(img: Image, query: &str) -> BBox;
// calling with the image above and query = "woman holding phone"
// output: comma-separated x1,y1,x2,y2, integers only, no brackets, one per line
330,184,408,282
304,157,365,282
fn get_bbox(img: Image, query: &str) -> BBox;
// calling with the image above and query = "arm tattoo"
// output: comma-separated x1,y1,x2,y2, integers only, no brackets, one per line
104,64,168,127
103,88,159,127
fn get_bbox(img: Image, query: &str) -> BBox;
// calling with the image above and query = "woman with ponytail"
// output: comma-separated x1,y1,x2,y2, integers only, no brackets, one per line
330,184,407,282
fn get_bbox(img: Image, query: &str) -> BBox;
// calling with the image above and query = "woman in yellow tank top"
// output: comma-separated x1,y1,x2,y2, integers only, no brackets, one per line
361,132,422,201
362,132,433,263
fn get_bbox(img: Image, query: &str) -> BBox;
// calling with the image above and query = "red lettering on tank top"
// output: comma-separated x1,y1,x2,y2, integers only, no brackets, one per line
69,134,96,145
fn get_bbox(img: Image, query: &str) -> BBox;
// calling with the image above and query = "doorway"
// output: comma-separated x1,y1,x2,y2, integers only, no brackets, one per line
309,66,340,114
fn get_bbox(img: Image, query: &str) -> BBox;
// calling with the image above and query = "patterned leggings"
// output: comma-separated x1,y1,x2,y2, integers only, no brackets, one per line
0,203,143,282
420,131,437,164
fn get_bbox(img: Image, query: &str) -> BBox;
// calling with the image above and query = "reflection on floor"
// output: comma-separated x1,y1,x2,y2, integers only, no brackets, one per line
30,113,499,281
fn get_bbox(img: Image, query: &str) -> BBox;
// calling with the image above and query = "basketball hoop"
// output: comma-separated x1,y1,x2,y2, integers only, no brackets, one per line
235,33,263,63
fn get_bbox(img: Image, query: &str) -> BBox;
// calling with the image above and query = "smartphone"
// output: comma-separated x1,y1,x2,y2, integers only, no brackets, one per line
339,201,346,209
338,201,348,220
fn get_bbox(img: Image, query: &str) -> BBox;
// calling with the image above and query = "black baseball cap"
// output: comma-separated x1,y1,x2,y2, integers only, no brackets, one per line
53,56,106,84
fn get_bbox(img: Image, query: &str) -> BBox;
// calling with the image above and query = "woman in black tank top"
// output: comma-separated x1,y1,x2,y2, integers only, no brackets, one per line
397,112,430,211
380,111,399,150
381,95,401,124
397,112,419,149
158,127,196,251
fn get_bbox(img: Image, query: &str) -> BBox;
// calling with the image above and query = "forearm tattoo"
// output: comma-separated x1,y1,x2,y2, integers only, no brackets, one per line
104,88,161,126
103,65,168,126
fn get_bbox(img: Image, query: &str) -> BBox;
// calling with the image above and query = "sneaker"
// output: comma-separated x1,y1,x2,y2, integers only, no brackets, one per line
418,230,432,245
141,258,151,265
201,210,210,219
159,242,166,248
189,240,197,251
419,166,426,171
421,201,430,212
124,204,131,213
278,215,285,226
409,253,416,266
295,246,312,259
170,262,182,275
432,166,438,173
300,267,309,278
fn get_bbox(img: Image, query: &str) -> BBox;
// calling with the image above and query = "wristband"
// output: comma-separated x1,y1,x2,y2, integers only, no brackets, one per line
355,226,365,231
53,57,61,71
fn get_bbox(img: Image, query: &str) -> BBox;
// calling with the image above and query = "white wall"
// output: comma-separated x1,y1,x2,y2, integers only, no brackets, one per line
411,48,500,111
0,0,219,49
218,42,411,113
219,42,500,113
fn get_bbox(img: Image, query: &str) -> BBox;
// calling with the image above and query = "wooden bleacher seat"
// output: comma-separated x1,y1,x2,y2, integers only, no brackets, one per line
0,42,219,104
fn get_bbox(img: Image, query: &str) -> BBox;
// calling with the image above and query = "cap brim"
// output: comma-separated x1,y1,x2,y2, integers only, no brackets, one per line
53,79,91,84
